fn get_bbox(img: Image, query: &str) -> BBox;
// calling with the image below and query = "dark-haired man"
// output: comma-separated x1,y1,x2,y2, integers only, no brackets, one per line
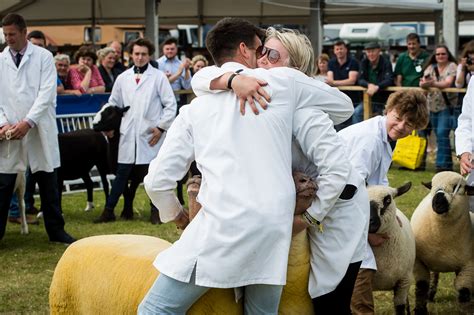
394,33,430,87
327,40,361,130
0,13,75,244
94,38,176,224
27,30,46,48
139,17,355,314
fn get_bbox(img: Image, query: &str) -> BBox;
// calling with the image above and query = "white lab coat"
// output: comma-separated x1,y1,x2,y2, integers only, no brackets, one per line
338,116,394,270
108,65,176,165
455,76,474,156
145,62,354,288
292,140,369,298
0,42,59,173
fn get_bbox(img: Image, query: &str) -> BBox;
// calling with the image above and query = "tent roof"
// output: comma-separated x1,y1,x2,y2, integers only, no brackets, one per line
1,0,474,26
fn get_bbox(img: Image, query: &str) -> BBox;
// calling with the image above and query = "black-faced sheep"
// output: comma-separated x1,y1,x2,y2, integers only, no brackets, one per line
411,171,474,314
367,182,415,315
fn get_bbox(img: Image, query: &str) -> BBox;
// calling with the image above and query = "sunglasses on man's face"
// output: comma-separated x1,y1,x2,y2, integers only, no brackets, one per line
256,45,281,64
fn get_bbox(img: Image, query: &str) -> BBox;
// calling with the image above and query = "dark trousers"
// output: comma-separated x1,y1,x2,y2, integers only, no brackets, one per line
0,169,65,240
312,261,362,315
105,163,134,210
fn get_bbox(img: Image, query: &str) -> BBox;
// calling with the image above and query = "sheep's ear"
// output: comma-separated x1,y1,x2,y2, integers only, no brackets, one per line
422,181,432,190
396,182,412,197
121,106,131,113
466,185,474,195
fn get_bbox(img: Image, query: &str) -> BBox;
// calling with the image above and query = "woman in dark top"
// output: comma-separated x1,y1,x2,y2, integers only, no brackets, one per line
97,47,120,92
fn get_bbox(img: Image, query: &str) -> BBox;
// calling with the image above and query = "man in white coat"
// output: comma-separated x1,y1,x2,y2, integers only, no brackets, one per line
139,18,355,314
0,13,75,244
339,90,429,314
94,38,176,223
456,77,474,176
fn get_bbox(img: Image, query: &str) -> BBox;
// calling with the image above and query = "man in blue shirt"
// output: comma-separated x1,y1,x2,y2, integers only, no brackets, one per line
327,40,360,130
157,37,192,113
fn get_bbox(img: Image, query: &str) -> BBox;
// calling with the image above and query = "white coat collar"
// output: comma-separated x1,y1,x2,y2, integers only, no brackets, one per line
221,62,249,72
2,41,34,70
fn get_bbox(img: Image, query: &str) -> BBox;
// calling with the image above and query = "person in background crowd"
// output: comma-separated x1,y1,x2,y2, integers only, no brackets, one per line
157,37,192,112
108,40,127,73
313,53,329,82
27,30,46,48
97,47,121,92
54,54,81,96
454,41,474,132
67,45,105,94
343,90,429,315
327,40,360,130
94,38,176,224
0,13,75,244
354,42,394,123
394,33,430,87
420,44,458,172
190,54,208,75
394,33,431,171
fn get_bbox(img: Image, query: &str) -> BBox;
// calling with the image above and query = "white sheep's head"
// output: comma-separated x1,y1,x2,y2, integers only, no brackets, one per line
422,171,474,217
367,182,411,234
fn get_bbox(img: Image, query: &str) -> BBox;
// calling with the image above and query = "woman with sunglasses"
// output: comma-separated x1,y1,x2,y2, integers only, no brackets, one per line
192,27,369,314
420,44,458,172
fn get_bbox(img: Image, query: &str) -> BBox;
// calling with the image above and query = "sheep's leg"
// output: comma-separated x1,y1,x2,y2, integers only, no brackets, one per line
413,258,430,315
16,173,28,235
186,176,202,221
428,272,439,302
454,262,474,313
82,175,94,211
393,278,411,315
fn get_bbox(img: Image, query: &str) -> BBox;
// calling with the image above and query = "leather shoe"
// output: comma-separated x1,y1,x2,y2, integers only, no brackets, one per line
94,208,116,223
49,231,76,244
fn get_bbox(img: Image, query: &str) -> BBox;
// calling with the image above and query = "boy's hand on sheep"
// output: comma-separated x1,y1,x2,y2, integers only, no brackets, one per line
368,233,389,247
459,152,473,176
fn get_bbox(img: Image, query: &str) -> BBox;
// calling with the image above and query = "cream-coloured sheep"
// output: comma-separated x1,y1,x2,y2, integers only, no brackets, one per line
411,171,474,314
367,182,415,315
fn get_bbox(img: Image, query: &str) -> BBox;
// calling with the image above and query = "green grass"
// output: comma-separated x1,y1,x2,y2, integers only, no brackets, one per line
0,156,462,314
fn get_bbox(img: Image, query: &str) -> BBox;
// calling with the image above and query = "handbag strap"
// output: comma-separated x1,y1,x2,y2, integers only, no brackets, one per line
433,64,451,107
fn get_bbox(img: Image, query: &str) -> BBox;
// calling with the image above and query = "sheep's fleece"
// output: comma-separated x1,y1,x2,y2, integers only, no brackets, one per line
49,233,313,314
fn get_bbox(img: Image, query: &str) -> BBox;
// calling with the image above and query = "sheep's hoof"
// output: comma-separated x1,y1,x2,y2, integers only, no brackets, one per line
20,228,29,235
458,287,471,304
395,304,406,315
84,202,95,212
413,306,428,315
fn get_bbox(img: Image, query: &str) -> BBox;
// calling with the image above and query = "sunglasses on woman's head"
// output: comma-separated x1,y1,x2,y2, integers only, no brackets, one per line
256,46,281,64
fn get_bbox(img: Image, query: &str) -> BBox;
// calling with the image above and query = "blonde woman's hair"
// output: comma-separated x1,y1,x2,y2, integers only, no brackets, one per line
191,54,209,67
96,47,116,63
265,27,315,77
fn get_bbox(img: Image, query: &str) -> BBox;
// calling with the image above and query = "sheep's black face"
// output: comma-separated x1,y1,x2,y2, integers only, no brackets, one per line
432,191,450,214
369,200,381,233
93,106,129,132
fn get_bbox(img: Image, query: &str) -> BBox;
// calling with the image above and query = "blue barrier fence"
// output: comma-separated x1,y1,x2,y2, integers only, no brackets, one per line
56,93,110,115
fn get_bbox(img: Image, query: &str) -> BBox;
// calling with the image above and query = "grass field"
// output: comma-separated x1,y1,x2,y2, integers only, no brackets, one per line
0,159,462,314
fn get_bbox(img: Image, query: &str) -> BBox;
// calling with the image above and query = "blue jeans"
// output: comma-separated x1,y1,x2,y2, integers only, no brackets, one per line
105,163,134,210
138,272,283,314
352,101,385,124
431,108,453,170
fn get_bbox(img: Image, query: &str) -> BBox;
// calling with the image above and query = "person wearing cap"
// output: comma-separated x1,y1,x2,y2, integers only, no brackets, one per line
66,45,105,94
353,42,394,123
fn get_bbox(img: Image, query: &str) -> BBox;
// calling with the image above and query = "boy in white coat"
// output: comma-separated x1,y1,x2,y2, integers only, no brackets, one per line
339,90,429,314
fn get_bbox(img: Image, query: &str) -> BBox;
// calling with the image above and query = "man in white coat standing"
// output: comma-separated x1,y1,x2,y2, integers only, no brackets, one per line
0,13,75,244
94,38,176,223
139,18,355,314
